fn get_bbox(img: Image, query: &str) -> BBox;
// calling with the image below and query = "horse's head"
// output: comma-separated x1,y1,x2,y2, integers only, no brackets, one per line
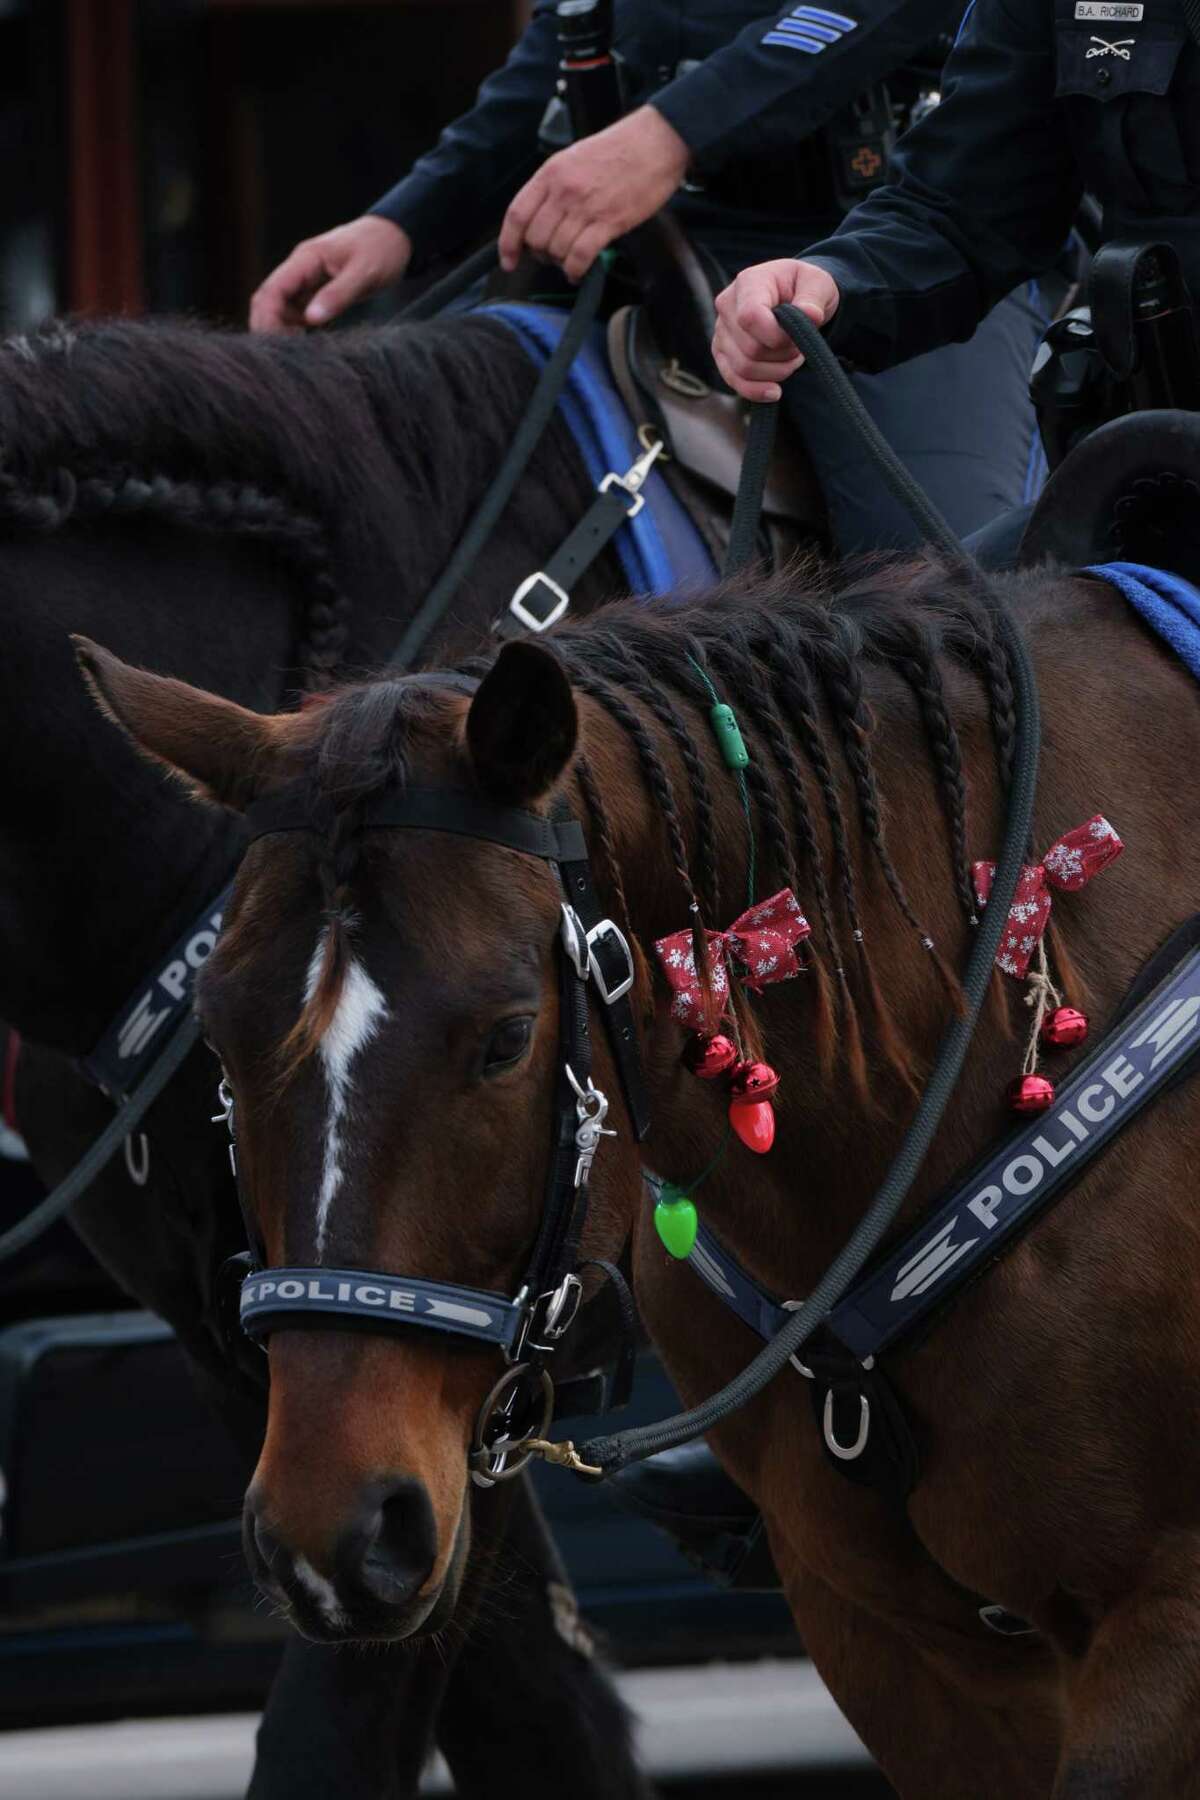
75,634,647,1641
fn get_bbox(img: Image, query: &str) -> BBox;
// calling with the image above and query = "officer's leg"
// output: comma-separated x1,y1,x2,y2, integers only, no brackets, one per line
785,283,1048,554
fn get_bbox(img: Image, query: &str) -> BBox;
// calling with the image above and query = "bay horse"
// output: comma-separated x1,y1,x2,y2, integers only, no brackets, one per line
0,316,649,1797
75,556,1200,1796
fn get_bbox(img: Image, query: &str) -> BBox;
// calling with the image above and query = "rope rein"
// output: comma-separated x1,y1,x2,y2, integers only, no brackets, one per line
573,303,1041,1475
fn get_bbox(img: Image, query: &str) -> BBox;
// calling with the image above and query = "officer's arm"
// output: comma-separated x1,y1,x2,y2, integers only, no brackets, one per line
651,0,954,157
804,0,1083,368
368,4,558,269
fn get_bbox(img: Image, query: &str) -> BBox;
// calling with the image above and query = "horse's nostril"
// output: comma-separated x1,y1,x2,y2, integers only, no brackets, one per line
339,1475,438,1609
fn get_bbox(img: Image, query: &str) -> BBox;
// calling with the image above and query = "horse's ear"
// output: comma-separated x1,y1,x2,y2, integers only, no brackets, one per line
73,636,281,811
466,641,578,803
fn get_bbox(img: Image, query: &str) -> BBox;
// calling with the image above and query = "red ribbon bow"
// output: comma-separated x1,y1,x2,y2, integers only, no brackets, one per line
972,814,1124,978
654,889,812,1031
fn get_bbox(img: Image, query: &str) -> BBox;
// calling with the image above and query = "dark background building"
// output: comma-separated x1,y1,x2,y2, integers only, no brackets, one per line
0,0,529,328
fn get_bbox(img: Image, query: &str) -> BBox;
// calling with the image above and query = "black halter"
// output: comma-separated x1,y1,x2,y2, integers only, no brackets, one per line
228,735,650,1486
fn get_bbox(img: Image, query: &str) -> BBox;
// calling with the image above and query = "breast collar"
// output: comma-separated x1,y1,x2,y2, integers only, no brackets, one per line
226,700,650,1487
676,918,1200,1496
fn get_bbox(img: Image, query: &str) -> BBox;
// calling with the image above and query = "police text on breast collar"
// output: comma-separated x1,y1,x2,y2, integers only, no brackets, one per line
673,925,1200,1484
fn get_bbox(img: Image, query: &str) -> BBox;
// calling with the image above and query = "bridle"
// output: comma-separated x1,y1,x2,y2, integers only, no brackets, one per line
223,681,651,1486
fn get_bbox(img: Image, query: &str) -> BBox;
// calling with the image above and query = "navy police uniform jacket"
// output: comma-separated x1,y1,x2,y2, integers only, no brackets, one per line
371,0,957,270
807,0,1200,369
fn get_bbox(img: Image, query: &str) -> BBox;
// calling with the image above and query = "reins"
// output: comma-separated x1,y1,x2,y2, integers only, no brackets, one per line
226,302,1042,1488
567,303,1042,1475
0,291,1042,1501
387,256,607,671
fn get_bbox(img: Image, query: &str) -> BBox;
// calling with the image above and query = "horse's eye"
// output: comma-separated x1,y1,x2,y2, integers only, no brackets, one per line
483,1016,534,1074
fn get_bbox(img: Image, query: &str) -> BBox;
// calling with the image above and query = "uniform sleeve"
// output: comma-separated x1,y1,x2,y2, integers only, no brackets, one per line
652,0,953,159
802,0,1084,369
368,5,558,266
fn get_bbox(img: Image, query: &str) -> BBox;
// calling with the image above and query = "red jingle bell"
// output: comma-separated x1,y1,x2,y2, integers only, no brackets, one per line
683,1032,738,1080
728,1060,781,1103
1040,1006,1089,1049
729,1098,776,1153
1007,1073,1055,1115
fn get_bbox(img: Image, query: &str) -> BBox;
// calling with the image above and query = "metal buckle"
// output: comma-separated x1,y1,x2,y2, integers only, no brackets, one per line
559,904,589,981
823,1390,871,1461
564,1065,616,1190
526,1273,583,1354
212,1073,237,1178
597,438,664,520
598,472,646,519
509,572,570,633
585,918,635,1004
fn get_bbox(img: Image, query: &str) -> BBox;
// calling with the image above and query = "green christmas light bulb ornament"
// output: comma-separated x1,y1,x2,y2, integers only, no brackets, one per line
708,702,749,770
653,1182,699,1259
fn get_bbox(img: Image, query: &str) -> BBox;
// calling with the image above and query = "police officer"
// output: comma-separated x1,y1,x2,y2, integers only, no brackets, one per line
714,0,1199,403
251,1,1051,553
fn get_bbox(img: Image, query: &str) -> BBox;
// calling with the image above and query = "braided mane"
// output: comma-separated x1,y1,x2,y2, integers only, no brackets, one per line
277,560,1044,1097
0,314,543,686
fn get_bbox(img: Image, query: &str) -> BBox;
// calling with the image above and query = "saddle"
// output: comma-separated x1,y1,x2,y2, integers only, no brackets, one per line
607,215,828,569
1019,408,1200,583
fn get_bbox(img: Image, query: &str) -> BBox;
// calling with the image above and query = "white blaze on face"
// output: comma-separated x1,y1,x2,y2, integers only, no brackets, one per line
305,929,388,1257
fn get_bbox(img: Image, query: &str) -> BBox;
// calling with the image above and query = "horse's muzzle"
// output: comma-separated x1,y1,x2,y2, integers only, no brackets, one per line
243,1472,451,1642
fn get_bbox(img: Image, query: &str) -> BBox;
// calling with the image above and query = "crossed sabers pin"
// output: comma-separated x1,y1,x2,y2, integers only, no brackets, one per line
1086,34,1135,56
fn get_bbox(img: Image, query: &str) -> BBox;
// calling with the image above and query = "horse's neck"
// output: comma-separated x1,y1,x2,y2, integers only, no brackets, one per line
582,663,1007,1300
0,395,601,1055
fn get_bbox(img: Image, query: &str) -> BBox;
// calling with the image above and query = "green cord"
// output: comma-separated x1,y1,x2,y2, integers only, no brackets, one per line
687,656,756,908
687,1123,733,1195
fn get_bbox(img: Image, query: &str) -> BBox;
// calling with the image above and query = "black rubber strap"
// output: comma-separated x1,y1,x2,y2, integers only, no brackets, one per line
579,1256,639,1412
396,241,501,324
388,258,607,671
240,1264,526,1352
558,845,651,1141
524,952,594,1302
496,484,634,639
248,784,587,864
578,302,1041,1474
723,403,778,576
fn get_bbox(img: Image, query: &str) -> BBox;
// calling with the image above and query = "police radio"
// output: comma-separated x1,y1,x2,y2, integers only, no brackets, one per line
539,0,626,151
828,86,896,215
1032,241,1200,472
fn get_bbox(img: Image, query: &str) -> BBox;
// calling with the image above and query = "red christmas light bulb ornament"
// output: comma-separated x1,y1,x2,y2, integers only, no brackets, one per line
682,1033,738,1079
728,1061,780,1154
1040,1006,1089,1049
729,1100,776,1153
1007,1073,1055,1115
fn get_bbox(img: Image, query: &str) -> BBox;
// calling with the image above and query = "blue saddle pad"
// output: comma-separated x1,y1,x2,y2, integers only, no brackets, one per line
1087,561,1200,681
483,302,715,597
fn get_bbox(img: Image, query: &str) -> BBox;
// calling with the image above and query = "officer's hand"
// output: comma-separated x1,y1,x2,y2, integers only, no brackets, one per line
499,106,689,283
713,260,840,401
249,217,413,333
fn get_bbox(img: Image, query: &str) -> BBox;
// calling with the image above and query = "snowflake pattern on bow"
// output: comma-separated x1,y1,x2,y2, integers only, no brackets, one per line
973,814,1124,979
654,889,811,1030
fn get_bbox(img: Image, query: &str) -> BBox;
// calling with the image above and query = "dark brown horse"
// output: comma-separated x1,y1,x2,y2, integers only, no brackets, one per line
0,314,648,1798
75,554,1200,1796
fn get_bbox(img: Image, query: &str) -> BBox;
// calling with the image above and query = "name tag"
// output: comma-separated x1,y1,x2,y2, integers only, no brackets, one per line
1075,3,1143,18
